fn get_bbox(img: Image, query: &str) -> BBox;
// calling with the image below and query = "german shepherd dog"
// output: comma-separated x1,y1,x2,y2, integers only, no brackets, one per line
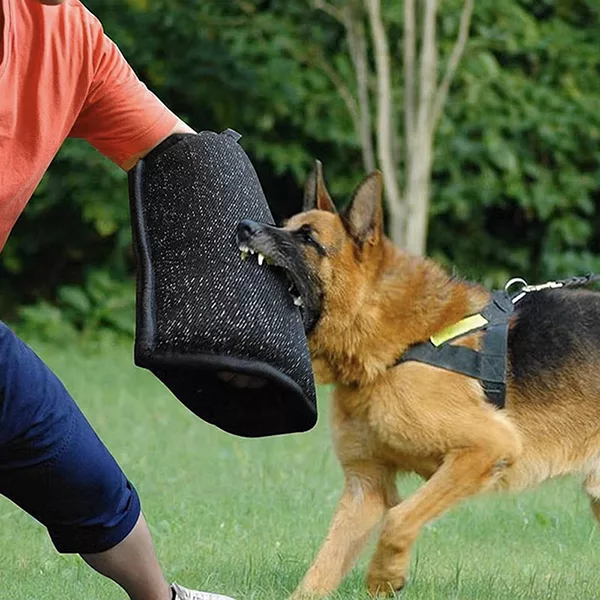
236,163,600,598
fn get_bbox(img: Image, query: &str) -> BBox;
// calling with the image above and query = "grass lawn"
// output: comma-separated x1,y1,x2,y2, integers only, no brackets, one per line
1,339,600,599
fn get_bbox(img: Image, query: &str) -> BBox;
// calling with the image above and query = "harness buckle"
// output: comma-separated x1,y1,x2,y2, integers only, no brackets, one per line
504,277,564,304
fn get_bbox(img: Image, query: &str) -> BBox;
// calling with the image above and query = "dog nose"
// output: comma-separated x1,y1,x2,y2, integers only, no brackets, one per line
237,219,261,242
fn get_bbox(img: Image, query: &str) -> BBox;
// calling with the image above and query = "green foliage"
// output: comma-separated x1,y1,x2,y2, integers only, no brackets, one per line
430,0,600,285
16,271,135,346
5,0,600,333
1,138,131,315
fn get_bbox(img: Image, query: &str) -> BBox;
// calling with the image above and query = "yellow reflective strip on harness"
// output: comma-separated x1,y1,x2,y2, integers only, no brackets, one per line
430,313,488,347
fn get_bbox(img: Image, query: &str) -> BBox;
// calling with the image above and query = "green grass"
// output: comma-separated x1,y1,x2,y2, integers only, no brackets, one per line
1,340,600,599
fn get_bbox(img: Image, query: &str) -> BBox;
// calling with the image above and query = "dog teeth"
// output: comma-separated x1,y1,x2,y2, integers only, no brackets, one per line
238,245,268,265
293,296,304,307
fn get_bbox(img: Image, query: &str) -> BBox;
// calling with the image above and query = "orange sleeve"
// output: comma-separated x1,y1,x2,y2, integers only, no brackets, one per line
69,9,178,168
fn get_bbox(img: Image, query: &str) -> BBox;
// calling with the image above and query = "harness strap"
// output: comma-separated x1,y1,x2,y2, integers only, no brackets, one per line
395,274,600,410
396,290,514,409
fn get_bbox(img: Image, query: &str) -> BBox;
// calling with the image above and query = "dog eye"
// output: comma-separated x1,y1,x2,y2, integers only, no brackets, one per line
298,224,315,240
295,224,327,257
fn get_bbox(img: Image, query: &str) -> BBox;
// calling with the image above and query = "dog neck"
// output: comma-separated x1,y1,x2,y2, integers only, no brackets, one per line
308,241,490,387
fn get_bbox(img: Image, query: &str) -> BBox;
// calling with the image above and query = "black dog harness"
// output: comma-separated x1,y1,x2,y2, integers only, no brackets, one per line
395,274,600,410
396,290,514,409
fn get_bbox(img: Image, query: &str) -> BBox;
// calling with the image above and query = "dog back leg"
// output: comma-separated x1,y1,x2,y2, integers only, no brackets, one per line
290,464,398,599
366,422,521,596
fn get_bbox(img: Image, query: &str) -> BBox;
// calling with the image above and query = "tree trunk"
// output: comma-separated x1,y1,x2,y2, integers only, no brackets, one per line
389,209,407,249
364,0,404,240
404,0,437,255
316,0,474,253
345,3,377,173
404,136,433,255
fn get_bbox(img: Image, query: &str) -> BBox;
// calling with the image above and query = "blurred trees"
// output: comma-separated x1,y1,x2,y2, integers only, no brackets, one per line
313,0,474,255
4,0,600,331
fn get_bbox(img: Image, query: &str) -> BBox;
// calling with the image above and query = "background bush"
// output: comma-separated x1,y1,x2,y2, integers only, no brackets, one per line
7,0,600,339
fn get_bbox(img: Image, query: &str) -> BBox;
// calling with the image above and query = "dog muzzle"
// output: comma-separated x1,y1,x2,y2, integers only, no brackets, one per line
128,130,317,437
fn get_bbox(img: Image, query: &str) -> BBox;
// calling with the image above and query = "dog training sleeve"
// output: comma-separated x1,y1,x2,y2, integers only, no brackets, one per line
128,130,317,438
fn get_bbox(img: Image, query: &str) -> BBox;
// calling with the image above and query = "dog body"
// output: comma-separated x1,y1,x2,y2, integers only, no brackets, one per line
237,165,600,597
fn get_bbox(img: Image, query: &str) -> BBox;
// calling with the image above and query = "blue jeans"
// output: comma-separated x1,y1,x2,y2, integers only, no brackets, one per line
0,322,141,553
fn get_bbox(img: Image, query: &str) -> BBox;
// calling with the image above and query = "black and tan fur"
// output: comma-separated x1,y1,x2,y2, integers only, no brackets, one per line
237,163,600,598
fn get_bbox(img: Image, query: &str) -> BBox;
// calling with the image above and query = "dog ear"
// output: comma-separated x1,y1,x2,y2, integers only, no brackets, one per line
342,171,384,246
303,160,337,213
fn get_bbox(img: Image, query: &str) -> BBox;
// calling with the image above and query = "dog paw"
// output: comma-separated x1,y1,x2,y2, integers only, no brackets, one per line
288,591,322,600
366,572,407,597
366,556,408,597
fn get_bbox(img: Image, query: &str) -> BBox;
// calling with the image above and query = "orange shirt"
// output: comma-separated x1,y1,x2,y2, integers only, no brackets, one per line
0,0,179,251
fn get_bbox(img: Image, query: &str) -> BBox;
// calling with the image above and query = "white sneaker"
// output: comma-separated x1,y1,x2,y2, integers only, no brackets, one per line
171,582,236,600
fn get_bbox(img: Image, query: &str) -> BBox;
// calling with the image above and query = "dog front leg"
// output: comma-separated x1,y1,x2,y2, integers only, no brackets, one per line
367,442,520,596
290,466,398,599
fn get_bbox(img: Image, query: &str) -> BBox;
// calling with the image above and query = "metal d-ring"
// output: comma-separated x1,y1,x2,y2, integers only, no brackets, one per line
505,277,529,304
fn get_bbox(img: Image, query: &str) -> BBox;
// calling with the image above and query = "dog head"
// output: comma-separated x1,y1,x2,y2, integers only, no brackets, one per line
236,161,385,335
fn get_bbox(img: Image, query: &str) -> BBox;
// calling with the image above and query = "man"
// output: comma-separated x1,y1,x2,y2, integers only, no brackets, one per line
0,0,236,598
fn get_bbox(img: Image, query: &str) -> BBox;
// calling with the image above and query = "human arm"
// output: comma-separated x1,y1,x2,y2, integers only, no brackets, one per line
69,4,196,171
120,120,196,171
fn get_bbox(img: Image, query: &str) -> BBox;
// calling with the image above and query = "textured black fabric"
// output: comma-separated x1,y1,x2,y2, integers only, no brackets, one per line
128,130,317,437
397,290,514,409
